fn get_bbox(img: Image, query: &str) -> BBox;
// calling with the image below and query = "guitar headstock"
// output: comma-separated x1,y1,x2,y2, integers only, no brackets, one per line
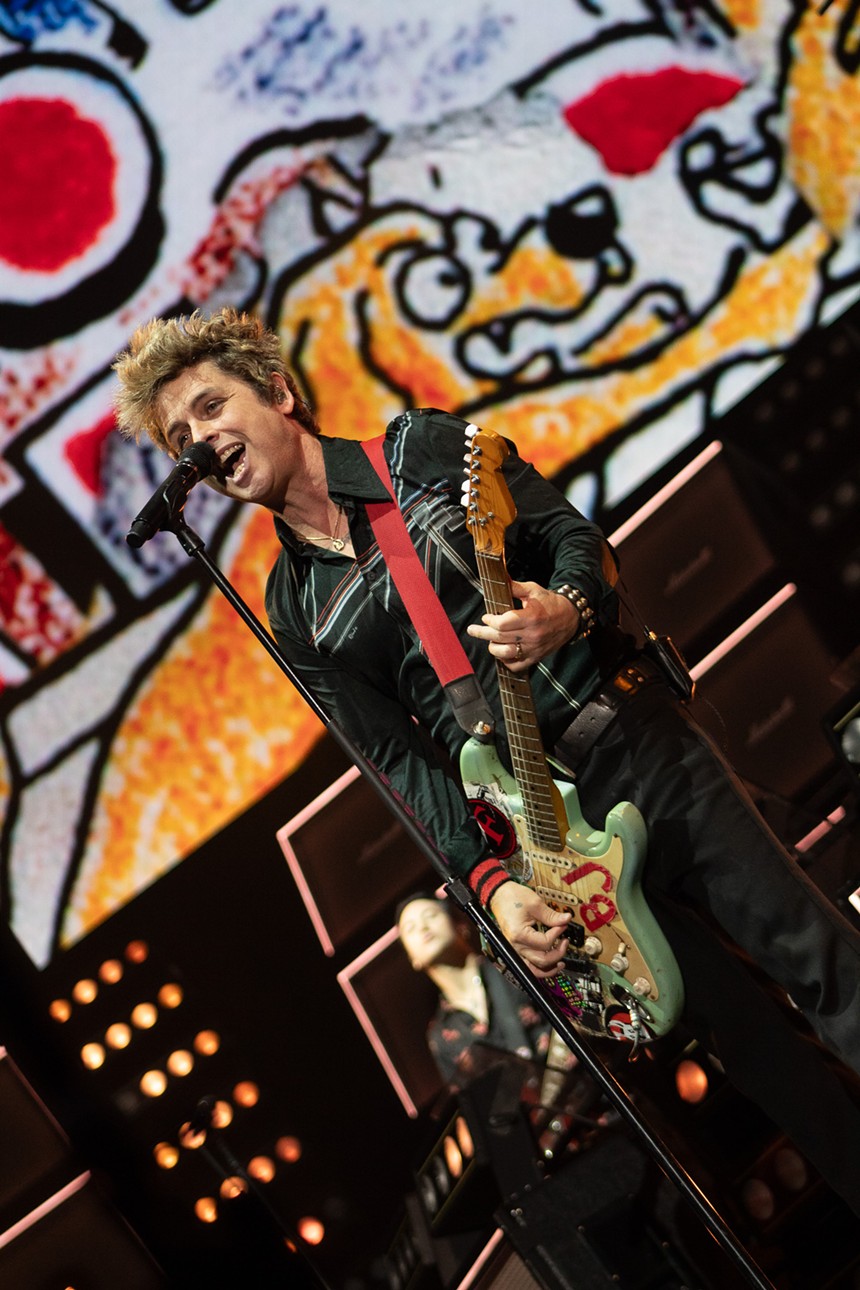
462,426,517,556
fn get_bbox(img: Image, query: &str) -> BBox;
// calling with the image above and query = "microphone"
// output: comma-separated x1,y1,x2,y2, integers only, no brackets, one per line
126,441,219,548
189,1096,216,1133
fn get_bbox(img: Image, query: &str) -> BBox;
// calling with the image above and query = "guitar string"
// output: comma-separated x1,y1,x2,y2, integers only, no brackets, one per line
476,550,627,911
467,467,625,915
477,552,563,846
468,446,655,1006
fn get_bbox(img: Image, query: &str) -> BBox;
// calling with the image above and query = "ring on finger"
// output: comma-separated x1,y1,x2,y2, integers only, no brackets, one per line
515,640,523,661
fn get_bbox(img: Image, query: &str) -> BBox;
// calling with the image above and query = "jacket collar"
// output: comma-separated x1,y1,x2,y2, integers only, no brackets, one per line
272,434,390,550
317,434,392,502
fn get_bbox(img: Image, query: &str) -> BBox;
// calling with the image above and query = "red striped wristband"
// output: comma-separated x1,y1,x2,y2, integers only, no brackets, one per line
466,858,512,908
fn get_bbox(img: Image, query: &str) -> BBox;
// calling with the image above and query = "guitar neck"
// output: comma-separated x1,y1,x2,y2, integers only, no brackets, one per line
476,552,565,851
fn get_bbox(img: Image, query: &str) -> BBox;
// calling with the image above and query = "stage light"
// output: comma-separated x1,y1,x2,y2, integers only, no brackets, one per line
194,1030,220,1056
99,958,124,984
772,1145,808,1193
219,1176,249,1200
158,983,183,1009
81,1043,105,1070
194,1197,218,1223
430,1155,451,1198
809,502,833,530
72,978,98,1005
740,1177,775,1223
841,556,860,588
275,1136,302,1163
675,1058,709,1104
126,940,149,964
385,1215,421,1290
442,1135,463,1180
131,1003,158,1029
154,1142,179,1170
49,999,72,1022
140,1070,167,1098
233,1081,259,1108
417,1172,438,1216
179,1122,206,1150
105,1023,131,1050
166,1050,194,1077
297,1216,324,1246
736,1141,812,1230
211,1100,233,1129
455,1114,474,1160
247,1156,275,1183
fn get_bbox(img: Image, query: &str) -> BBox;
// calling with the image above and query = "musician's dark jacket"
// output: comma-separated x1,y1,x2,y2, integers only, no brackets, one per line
265,407,860,1217
427,959,555,1090
265,406,626,883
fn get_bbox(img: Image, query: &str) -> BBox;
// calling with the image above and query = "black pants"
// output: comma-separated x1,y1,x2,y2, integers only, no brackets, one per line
566,680,860,1213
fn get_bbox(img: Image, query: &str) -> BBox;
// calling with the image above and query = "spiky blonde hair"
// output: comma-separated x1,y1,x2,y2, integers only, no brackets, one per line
112,307,317,451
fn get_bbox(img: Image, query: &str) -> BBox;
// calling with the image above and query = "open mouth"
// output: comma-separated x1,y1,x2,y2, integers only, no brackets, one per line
219,444,246,481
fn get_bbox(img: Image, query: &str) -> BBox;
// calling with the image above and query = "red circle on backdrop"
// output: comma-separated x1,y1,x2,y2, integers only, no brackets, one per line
0,97,116,271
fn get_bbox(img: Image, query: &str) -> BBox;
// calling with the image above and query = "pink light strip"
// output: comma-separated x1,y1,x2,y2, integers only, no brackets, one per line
794,805,846,855
457,1228,507,1288
275,765,361,957
608,440,723,546
690,584,797,680
278,764,360,837
0,1173,91,1250
337,925,419,1118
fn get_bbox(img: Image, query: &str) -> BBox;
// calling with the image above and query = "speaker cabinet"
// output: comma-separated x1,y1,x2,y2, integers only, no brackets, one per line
459,1230,543,1289
611,441,778,657
691,586,840,799
277,766,435,954
0,1050,165,1287
0,1051,74,1234
338,930,443,1115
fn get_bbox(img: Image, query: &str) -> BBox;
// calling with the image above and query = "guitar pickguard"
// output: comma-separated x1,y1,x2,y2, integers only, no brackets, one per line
461,735,684,1042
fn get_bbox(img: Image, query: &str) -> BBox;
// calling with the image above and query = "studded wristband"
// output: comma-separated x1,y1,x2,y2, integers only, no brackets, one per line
555,584,595,640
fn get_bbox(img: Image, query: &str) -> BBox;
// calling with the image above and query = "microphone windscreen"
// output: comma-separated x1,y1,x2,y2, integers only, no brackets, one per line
179,441,218,475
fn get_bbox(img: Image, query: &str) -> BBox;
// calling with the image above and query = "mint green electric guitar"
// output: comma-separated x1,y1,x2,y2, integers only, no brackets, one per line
460,427,684,1044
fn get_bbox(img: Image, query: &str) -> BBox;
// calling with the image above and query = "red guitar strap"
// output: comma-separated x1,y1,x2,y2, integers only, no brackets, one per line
361,436,494,739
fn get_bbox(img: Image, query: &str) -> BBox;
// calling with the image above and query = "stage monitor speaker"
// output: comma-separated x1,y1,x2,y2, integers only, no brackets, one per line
457,1229,543,1290
277,766,435,954
691,587,841,800
338,931,442,1115
496,1131,748,1290
611,442,777,656
0,1176,166,1289
0,1051,75,1233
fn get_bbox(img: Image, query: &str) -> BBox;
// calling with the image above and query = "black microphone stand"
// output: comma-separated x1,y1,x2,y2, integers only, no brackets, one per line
183,1096,328,1289
161,510,775,1290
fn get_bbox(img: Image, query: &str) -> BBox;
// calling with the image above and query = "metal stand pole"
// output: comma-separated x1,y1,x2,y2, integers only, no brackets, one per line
168,516,775,1290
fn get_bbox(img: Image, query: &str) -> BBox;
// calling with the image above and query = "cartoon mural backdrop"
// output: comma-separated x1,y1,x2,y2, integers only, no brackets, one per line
2,0,859,968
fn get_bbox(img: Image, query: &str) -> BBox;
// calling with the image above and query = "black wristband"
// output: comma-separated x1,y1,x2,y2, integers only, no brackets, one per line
554,584,595,640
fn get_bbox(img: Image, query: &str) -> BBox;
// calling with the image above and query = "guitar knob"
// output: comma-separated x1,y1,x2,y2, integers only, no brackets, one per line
583,936,602,957
610,953,629,973
632,977,652,997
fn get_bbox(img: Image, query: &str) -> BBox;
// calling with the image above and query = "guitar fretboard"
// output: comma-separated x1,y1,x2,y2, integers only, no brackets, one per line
476,551,565,851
